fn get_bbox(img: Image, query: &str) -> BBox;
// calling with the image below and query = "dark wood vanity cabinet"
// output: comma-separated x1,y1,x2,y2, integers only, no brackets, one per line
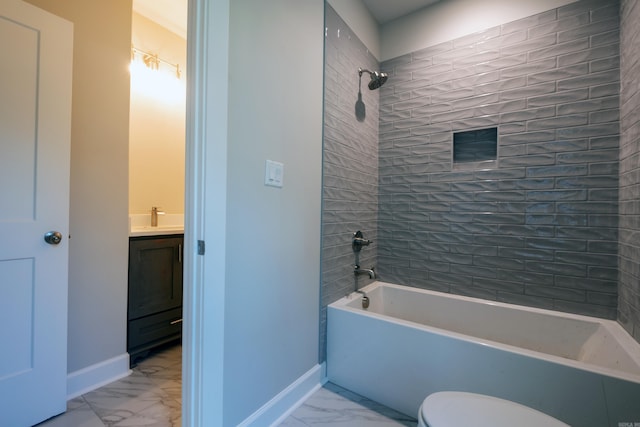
128,235,183,365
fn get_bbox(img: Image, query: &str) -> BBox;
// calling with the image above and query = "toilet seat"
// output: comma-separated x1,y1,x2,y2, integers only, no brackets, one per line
419,392,569,427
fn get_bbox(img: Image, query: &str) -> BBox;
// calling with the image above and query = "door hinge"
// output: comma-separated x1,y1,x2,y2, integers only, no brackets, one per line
197,240,205,256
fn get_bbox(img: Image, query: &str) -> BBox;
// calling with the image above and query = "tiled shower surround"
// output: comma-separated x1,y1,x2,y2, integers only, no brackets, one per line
619,0,640,341
377,0,621,319
321,5,379,359
321,0,640,359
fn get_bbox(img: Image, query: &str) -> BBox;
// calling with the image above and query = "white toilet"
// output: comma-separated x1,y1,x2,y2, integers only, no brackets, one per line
418,392,570,427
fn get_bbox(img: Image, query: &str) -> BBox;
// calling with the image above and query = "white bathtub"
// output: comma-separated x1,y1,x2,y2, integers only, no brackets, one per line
327,282,640,427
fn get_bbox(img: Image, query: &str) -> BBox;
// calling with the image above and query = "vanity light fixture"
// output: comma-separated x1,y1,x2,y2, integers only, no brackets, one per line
131,45,181,79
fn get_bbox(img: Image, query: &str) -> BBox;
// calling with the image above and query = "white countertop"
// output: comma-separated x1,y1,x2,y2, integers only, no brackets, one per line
129,213,184,237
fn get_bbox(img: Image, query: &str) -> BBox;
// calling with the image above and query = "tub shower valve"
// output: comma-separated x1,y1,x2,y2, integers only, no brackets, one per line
352,230,372,252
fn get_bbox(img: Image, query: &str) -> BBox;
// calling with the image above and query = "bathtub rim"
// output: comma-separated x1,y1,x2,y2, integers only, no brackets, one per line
329,281,640,385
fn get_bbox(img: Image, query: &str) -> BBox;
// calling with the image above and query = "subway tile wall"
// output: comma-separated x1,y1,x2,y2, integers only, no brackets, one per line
321,5,379,360
619,0,640,342
378,0,620,319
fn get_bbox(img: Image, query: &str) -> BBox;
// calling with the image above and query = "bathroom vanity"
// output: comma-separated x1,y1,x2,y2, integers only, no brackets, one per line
127,234,183,366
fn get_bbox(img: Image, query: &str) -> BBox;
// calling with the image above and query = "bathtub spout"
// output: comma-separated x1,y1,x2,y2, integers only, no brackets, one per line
354,265,376,280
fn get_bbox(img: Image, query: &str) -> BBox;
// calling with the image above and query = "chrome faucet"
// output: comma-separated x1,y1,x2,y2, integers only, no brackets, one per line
352,230,376,304
151,206,165,227
354,264,376,280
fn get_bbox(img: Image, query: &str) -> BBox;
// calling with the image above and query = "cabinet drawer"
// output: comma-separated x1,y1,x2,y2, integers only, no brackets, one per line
128,308,182,353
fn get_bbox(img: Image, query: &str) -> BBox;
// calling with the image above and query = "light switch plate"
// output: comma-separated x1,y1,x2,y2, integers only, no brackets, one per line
265,160,284,188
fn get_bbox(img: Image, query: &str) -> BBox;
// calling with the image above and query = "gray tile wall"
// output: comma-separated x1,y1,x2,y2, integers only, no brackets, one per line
321,5,379,360
619,0,640,343
378,0,620,318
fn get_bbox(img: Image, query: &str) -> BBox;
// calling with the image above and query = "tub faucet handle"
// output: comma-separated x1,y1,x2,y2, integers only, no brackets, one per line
352,230,372,252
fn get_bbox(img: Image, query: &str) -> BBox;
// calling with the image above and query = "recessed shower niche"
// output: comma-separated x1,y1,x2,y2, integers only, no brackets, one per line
453,127,498,168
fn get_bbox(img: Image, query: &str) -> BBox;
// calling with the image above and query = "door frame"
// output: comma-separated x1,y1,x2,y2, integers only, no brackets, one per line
182,0,229,425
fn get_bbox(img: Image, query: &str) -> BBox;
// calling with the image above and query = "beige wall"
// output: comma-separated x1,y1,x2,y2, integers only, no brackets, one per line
129,12,186,215
24,0,131,373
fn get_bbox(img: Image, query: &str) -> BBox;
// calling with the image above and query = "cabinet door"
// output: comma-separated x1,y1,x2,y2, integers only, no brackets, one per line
128,236,183,320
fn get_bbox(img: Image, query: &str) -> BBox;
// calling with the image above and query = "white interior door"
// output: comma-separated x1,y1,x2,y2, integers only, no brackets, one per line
0,1,72,426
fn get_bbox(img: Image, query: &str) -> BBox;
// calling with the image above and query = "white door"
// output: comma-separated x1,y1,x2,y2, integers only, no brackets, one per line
0,1,72,426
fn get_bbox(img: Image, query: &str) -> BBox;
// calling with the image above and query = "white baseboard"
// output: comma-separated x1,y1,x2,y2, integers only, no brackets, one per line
66,353,132,400
239,363,327,427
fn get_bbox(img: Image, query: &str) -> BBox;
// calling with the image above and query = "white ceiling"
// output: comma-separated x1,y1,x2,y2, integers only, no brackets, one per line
132,0,442,38
132,0,188,38
361,0,441,24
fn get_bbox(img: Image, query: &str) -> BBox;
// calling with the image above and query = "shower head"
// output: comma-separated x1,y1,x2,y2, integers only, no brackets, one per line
359,68,388,90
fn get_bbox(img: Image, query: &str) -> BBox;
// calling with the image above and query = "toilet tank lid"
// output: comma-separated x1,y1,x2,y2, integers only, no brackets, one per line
421,392,569,427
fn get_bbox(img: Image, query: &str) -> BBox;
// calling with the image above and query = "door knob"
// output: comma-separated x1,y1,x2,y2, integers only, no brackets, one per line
44,231,62,245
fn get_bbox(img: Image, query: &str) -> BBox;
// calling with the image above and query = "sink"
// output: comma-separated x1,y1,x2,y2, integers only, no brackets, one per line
129,213,184,237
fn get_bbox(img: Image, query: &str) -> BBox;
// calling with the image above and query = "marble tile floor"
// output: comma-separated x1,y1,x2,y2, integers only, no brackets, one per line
38,343,416,427
279,383,417,427
38,343,182,427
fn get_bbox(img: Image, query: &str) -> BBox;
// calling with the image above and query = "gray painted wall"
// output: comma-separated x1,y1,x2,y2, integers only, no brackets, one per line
224,1,323,424
380,0,575,61
377,0,620,318
326,0,380,61
619,0,640,342
321,5,379,360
